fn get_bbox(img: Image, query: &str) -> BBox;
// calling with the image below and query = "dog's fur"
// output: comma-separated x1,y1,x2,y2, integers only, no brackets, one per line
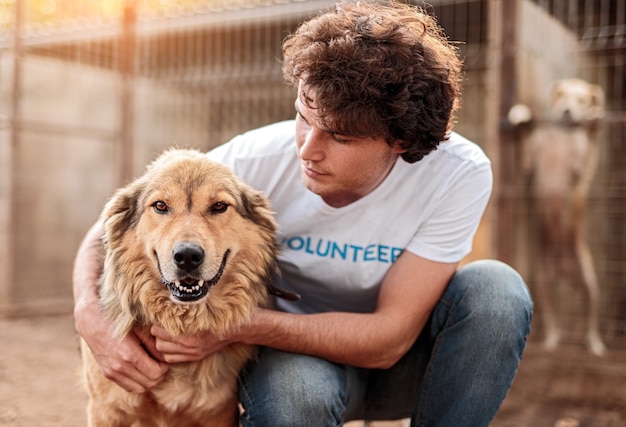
81,149,298,426
509,78,606,356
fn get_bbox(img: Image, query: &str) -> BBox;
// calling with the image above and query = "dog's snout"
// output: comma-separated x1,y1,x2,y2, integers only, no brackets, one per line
173,242,204,272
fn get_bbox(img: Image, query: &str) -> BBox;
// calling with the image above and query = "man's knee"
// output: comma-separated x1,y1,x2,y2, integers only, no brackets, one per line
446,260,533,336
239,349,346,427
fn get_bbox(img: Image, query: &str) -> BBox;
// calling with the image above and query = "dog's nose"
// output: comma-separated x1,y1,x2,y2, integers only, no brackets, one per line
173,242,204,272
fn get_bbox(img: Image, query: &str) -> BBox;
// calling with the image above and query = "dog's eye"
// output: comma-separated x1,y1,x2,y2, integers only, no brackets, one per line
153,201,169,214
210,201,228,214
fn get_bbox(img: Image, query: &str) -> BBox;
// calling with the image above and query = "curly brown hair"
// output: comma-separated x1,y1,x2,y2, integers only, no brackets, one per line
282,0,463,163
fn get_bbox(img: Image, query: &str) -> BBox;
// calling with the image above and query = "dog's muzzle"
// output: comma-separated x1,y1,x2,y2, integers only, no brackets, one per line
158,249,230,303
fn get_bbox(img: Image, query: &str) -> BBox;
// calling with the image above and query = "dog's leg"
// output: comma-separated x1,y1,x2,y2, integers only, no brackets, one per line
535,204,565,352
574,230,605,356
537,256,560,350
572,140,605,356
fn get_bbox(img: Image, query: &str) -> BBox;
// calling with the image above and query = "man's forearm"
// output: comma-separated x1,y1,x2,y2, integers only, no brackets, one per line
73,221,105,314
238,308,423,369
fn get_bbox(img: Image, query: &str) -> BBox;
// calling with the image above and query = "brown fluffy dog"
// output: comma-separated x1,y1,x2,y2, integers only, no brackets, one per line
81,149,297,426
509,78,606,356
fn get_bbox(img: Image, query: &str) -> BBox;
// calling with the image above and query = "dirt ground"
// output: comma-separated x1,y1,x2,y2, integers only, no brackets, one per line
1,314,625,427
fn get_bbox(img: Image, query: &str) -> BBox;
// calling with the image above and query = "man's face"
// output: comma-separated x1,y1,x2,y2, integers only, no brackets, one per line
294,83,404,208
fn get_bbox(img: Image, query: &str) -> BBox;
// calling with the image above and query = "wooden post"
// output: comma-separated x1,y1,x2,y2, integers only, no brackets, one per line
118,0,136,184
493,0,519,264
0,0,23,312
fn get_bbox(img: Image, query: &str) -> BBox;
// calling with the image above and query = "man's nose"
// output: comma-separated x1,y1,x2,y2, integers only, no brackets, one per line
299,128,326,161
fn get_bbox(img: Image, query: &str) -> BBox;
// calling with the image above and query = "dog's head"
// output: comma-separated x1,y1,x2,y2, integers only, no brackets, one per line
99,149,290,336
550,78,605,125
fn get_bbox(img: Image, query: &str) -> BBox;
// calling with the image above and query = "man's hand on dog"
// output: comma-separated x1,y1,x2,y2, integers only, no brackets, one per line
151,324,233,364
76,302,170,394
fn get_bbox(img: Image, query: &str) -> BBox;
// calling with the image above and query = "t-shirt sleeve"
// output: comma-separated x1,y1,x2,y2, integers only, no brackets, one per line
405,160,493,263
206,136,264,191
206,136,241,170
205,120,296,187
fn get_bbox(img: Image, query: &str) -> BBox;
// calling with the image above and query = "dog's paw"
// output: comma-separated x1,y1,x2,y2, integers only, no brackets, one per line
587,333,606,357
543,330,560,351
508,103,533,125
554,417,580,427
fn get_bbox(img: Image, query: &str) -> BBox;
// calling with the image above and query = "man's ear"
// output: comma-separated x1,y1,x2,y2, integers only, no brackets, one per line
392,140,407,154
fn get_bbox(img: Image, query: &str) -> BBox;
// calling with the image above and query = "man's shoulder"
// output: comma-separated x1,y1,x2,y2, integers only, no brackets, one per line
207,120,298,188
436,132,490,166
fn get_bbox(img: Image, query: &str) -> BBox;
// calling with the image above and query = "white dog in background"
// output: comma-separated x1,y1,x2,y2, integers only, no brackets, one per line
509,78,606,356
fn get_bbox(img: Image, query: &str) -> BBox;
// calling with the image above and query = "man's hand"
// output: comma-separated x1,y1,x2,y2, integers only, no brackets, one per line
151,325,233,364
75,301,170,393
73,221,170,393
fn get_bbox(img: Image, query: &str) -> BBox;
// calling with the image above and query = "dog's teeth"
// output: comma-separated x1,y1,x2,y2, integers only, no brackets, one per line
169,279,204,293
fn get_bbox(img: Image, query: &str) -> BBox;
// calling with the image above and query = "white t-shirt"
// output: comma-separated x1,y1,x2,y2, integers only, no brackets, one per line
207,120,492,314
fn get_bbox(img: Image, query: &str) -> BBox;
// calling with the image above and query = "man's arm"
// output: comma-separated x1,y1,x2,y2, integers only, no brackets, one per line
73,221,169,393
153,250,457,369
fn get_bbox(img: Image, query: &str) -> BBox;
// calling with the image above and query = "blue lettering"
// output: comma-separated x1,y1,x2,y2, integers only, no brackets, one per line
377,245,390,263
287,237,304,251
331,242,347,260
349,245,363,262
316,239,330,257
283,235,403,264
391,247,403,262
305,237,315,254
364,244,377,261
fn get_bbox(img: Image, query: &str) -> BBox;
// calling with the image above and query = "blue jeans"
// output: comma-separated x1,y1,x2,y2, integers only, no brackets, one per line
238,260,533,427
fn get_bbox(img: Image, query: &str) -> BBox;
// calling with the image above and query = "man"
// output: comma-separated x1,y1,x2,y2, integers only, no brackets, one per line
73,1,532,426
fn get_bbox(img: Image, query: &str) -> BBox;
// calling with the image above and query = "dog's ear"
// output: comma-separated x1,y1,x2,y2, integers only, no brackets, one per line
588,84,606,121
101,180,146,246
268,285,301,301
98,180,147,337
266,267,301,302
237,187,301,302
239,189,278,234
551,81,564,102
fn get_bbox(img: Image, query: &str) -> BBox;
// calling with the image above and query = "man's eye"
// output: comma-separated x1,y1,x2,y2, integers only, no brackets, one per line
332,134,351,144
153,201,169,214
210,202,228,214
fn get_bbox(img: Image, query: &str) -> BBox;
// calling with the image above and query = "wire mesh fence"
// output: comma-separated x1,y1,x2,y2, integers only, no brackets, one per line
0,0,624,353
